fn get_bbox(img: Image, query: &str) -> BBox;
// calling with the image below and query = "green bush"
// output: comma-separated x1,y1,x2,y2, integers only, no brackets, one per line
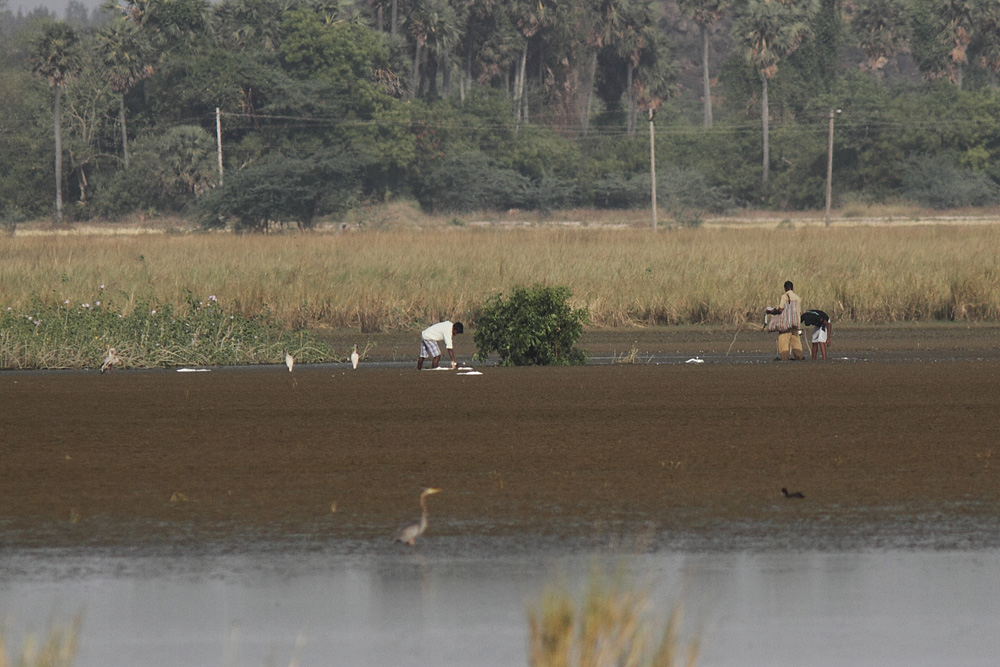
0,290,335,369
92,126,218,217
473,285,588,366
197,153,361,231
414,151,531,212
901,154,1000,209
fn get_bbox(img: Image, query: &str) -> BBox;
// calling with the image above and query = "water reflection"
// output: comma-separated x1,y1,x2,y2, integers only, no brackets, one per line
2,546,999,667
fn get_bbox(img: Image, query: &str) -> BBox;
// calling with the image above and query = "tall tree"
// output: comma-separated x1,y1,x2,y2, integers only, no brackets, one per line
848,0,911,75
62,49,116,206
407,0,462,99
511,0,556,122
677,0,730,128
910,0,977,88
29,21,82,220
731,0,818,187
457,0,518,99
96,18,154,168
937,0,976,88
210,0,287,51
972,0,1000,84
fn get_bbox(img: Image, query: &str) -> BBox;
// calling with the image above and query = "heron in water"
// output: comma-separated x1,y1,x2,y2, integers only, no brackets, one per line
285,353,294,372
394,487,441,545
351,345,360,370
100,348,121,373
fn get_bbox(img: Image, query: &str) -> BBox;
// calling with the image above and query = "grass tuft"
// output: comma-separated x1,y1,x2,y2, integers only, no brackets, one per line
529,563,699,667
1,617,81,667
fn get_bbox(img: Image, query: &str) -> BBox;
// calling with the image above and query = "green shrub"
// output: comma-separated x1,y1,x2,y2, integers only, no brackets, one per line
198,153,361,231
901,154,1000,209
92,126,218,217
414,151,531,212
0,289,335,369
587,173,650,209
474,285,588,366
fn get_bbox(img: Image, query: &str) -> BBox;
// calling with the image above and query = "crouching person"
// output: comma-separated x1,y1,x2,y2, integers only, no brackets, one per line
418,321,464,369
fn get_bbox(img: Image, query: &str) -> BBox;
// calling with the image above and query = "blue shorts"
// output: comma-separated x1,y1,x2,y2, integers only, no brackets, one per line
420,339,441,359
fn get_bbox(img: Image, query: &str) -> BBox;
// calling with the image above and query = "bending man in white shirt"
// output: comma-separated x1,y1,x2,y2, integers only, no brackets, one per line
418,321,464,369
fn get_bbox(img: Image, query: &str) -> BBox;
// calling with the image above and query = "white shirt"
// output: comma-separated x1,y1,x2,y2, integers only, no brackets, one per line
421,321,454,349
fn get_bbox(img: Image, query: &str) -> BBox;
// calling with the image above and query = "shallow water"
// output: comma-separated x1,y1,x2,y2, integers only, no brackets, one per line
4,327,1000,665
2,542,999,667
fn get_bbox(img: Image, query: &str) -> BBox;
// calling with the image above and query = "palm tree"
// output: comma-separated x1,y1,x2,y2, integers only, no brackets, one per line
937,0,976,88
973,0,1000,84
457,0,515,99
848,0,911,75
407,0,462,99
731,0,818,187
677,0,730,128
210,0,287,51
584,0,629,133
511,0,555,122
30,21,82,220
96,19,154,168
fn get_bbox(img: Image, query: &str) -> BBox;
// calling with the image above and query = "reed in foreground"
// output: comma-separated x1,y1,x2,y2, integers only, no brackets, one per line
0,617,80,667
529,564,699,667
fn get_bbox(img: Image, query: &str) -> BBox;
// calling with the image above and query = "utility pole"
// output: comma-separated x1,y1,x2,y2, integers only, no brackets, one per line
649,108,657,230
216,107,224,186
825,109,840,227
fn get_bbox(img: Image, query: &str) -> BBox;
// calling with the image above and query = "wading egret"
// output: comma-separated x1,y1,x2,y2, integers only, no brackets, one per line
351,345,360,370
100,348,121,373
394,487,441,545
285,353,294,372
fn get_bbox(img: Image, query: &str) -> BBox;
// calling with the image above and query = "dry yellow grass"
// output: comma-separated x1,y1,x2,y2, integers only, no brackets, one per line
0,617,80,667
529,564,698,667
2,223,1000,330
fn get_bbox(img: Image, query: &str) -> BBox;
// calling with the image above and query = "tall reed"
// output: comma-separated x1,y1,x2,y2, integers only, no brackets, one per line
0,617,80,667
2,225,1000,330
529,563,698,667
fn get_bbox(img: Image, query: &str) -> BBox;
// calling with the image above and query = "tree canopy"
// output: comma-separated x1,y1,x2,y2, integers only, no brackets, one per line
3,0,1000,226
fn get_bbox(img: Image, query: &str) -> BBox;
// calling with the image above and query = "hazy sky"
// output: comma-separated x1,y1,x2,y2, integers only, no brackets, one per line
11,0,103,17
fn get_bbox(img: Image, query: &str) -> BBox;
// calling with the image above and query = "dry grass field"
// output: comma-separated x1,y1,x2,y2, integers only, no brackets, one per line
3,210,1000,334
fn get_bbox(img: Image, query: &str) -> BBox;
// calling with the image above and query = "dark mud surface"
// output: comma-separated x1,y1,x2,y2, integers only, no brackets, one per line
2,325,999,555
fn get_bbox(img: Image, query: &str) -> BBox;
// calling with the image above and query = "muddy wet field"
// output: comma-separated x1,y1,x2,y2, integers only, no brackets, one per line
2,325,999,552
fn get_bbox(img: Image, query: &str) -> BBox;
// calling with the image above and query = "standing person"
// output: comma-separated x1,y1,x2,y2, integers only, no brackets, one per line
802,309,832,360
765,280,803,361
418,321,464,369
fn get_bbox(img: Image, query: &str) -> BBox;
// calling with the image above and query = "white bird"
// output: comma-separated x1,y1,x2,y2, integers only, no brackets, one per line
285,353,294,372
394,487,441,546
100,347,121,373
350,345,360,370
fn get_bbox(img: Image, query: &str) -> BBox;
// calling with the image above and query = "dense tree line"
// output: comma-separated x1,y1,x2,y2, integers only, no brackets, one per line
2,0,1000,229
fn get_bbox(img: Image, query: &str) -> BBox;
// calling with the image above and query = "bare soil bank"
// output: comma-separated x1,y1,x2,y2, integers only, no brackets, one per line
2,326,999,552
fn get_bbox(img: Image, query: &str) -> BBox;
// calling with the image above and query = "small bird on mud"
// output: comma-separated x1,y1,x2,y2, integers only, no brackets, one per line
351,344,360,370
394,487,441,546
100,347,121,373
285,353,294,372
781,487,805,499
